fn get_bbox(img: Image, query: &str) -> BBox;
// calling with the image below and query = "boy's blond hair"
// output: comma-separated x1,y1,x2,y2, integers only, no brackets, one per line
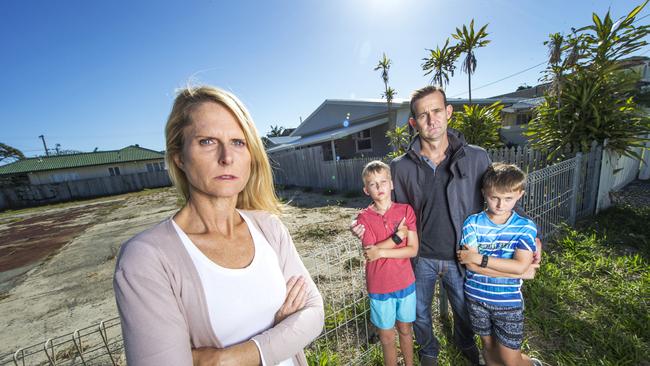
361,160,391,185
482,163,527,193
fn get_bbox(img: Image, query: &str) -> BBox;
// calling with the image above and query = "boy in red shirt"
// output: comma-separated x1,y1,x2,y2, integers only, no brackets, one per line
356,160,419,366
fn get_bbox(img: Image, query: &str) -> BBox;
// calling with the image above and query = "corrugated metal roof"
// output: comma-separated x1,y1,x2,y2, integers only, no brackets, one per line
0,146,164,175
267,117,388,153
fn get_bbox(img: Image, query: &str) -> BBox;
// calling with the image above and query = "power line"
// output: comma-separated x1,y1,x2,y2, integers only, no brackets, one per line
449,60,547,98
449,10,650,99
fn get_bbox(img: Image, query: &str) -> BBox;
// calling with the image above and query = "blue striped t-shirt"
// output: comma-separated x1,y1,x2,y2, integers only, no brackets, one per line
461,211,537,307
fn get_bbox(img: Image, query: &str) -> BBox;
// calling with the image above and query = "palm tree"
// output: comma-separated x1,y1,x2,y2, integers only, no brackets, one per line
544,32,565,125
267,125,285,137
452,19,490,104
374,53,396,130
0,143,25,164
422,38,458,89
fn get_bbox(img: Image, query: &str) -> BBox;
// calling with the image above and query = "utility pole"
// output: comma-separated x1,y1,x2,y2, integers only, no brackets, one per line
38,135,49,156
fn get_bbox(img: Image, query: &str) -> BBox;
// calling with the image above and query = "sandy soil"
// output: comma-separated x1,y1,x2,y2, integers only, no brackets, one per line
0,187,372,358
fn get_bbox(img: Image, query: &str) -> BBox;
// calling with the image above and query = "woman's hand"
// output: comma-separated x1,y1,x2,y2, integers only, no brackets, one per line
274,276,307,325
456,246,481,265
192,347,222,366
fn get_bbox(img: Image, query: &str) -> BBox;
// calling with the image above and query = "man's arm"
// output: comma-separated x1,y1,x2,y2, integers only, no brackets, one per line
390,159,409,204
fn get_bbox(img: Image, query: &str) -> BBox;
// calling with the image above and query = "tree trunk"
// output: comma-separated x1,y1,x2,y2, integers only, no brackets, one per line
468,72,472,105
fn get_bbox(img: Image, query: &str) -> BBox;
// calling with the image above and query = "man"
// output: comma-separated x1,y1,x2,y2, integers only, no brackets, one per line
352,86,541,366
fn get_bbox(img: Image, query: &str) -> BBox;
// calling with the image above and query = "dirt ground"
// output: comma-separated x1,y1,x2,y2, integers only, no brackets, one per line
0,186,372,356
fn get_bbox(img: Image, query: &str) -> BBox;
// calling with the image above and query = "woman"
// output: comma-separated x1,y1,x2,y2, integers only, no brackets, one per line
114,85,324,366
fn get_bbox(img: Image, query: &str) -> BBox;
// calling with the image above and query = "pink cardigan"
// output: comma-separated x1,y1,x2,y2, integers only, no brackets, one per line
113,210,324,366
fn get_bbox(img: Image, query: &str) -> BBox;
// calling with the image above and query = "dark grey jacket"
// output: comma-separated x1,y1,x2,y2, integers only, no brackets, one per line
390,129,490,269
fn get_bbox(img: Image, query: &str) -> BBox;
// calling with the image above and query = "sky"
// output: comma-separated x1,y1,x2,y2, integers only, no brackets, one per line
1,0,648,158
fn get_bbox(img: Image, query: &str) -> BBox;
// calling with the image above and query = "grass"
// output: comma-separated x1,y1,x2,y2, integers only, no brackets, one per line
306,204,649,366
523,204,649,365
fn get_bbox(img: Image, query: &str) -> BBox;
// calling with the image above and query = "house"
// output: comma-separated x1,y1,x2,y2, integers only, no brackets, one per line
267,97,520,160
494,56,650,145
0,145,166,187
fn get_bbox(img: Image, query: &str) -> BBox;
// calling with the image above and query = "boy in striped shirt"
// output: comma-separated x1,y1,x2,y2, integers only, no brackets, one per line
457,163,542,366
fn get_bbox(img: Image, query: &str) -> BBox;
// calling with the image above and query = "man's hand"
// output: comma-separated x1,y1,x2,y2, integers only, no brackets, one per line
521,263,540,280
456,245,481,265
364,246,383,262
395,217,407,241
349,219,365,240
532,238,543,264
274,276,306,325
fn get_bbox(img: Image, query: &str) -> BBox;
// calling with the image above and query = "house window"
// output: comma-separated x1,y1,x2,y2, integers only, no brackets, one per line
515,113,532,125
355,129,372,152
109,167,121,176
146,162,165,172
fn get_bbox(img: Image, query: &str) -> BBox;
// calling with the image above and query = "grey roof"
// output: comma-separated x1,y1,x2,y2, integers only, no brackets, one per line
291,98,409,137
268,117,388,154
502,97,546,112
267,136,301,145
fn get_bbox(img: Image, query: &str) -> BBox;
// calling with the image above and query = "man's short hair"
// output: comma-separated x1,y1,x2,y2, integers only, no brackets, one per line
410,85,448,118
362,160,391,185
482,163,527,193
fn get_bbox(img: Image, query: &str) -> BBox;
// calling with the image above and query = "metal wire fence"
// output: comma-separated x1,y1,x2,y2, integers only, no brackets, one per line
1,317,124,366
0,145,636,365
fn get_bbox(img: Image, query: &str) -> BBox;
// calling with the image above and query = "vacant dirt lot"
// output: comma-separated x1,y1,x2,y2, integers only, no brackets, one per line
0,187,369,356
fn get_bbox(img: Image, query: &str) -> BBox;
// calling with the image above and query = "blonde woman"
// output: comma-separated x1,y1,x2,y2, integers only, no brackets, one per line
114,86,324,366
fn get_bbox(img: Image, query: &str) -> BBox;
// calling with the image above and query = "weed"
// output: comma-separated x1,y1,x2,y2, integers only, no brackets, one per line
343,256,362,271
306,342,340,366
296,225,341,241
323,188,337,196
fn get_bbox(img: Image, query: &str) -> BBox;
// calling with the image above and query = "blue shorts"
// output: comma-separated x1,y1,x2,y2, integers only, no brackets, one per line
467,299,525,350
369,283,416,329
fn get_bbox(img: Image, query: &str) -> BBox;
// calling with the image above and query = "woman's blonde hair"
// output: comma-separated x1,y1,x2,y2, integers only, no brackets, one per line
165,85,282,214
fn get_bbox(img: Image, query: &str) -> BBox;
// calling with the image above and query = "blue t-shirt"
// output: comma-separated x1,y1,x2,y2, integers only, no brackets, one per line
460,211,537,307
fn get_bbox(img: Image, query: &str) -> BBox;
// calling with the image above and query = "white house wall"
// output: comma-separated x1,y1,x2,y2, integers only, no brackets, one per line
27,159,165,185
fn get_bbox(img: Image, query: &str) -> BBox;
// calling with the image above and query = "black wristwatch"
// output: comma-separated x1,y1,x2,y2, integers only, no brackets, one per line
391,232,403,244
480,255,489,268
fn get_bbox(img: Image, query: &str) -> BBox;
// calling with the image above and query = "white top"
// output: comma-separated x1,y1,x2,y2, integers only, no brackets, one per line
172,210,294,366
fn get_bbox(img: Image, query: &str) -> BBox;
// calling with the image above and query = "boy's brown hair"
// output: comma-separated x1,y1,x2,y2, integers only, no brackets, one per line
361,160,391,185
482,162,527,193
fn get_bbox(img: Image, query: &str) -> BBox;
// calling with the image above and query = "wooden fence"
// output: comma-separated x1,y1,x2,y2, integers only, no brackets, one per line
0,171,172,211
270,144,562,192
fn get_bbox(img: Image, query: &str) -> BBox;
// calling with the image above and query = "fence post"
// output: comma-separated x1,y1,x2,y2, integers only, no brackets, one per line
569,153,582,226
439,283,448,320
595,140,613,213
639,134,650,180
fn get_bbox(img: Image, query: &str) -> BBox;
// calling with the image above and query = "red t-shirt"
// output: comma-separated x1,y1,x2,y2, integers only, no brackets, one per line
356,202,417,294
